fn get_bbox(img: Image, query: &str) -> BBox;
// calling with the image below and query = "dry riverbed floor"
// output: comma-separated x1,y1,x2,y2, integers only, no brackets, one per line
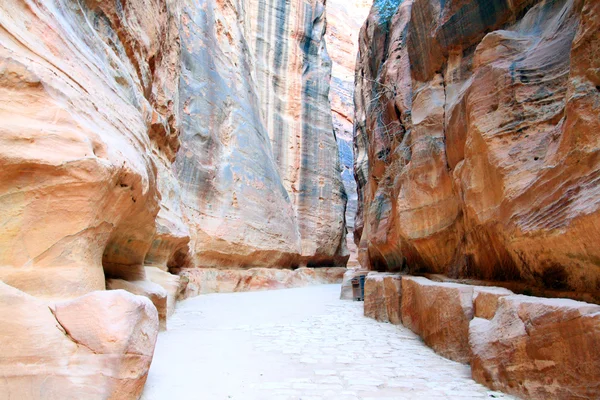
142,284,516,400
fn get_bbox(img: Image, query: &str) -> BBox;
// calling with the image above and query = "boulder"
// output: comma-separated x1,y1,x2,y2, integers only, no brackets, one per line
145,267,187,318
364,272,402,324
0,282,158,399
401,276,473,363
106,278,168,331
470,295,600,399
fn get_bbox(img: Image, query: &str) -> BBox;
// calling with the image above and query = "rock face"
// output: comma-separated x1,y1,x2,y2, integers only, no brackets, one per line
363,272,402,324
179,267,346,298
354,0,600,292
0,0,347,298
177,0,348,270
470,295,600,399
0,0,347,397
400,276,474,363
325,0,371,267
0,283,158,400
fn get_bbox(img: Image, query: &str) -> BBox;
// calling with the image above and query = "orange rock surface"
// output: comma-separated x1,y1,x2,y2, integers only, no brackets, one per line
354,0,600,293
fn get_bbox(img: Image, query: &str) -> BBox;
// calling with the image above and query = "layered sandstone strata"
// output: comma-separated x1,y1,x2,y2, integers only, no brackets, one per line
354,0,600,292
365,275,600,398
177,0,348,270
1,0,347,396
363,272,402,324
0,0,347,295
178,267,346,298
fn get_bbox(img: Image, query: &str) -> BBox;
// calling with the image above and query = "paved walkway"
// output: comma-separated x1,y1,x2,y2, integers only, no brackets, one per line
142,284,515,400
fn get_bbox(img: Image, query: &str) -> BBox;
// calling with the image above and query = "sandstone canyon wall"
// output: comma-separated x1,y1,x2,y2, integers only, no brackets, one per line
0,0,347,397
326,0,371,265
354,0,600,294
0,0,347,295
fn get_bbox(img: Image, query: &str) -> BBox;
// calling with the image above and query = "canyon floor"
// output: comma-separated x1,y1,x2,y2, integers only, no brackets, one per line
142,284,516,400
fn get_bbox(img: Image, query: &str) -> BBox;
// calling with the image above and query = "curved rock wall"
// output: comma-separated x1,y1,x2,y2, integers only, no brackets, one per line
0,0,347,302
354,0,600,292
0,0,347,395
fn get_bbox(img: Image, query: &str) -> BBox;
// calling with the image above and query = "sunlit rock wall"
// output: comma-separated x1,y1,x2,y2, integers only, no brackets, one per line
354,0,600,292
177,0,348,269
326,0,371,266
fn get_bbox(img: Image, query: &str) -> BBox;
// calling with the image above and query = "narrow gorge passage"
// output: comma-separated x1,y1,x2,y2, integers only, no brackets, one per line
142,285,515,400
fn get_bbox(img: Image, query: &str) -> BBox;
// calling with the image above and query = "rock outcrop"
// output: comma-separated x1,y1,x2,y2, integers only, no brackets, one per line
0,0,348,396
354,0,600,292
363,272,402,324
470,295,600,399
179,267,346,298
0,0,347,297
0,283,158,400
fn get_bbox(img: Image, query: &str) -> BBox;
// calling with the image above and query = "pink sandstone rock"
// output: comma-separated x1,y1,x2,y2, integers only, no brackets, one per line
106,278,168,331
353,0,600,292
473,287,514,320
470,295,600,399
179,267,346,299
401,276,473,363
364,272,402,324
0,282,158,399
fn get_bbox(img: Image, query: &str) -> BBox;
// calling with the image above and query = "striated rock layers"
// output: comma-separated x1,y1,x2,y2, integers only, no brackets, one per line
0,0,347,397
0,0,347,298
178,0,348,269
354,0,600,293
325,0,371,266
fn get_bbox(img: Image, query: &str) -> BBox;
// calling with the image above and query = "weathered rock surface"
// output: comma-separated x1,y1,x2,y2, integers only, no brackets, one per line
400,276,473,363
0,282,158,400
354,0,600,292
0,0,349,397
145,266,187,318
473,287,514,320
0,0,348,300
364,272,402,324
179,267,346,298
325,0,371,267
107,278,168,330
177,0,348,270
470,295,600,399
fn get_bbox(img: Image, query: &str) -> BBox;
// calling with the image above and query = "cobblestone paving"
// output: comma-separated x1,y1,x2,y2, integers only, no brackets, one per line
142,284,516,400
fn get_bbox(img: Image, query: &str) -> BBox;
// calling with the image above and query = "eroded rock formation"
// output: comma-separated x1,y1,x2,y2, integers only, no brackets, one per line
354,0,600,293
0,0,348,396
177,0,348,269
325,0,372,266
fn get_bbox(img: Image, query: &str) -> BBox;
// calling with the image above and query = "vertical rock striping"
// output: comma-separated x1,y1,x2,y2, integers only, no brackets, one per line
0,0,348,396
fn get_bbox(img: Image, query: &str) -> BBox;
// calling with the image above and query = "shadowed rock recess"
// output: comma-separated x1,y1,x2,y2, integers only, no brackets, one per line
0,0,347,397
